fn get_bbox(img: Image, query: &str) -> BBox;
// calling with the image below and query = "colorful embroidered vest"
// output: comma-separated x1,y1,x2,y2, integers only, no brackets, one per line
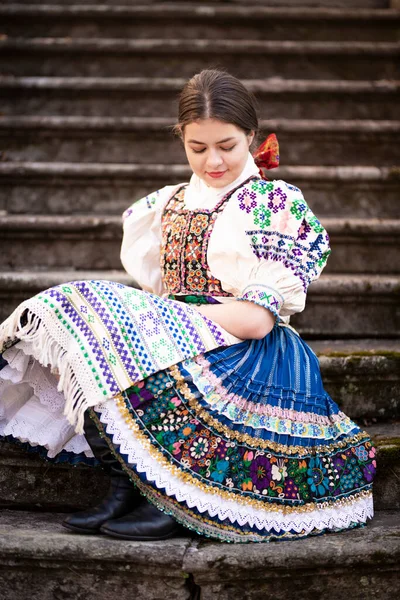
160,180,255,298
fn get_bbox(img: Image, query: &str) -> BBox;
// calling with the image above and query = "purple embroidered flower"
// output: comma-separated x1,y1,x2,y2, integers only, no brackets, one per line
215,441,228,459
250,455,272,490
284,477,299,500
238,189,257,214
363,463,376,483
267,187,287,214
139,387,154,402
298,219,312,241
292,248,303,257
127,390,144,409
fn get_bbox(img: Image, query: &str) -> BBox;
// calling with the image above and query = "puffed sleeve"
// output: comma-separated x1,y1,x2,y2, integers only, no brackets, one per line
120,184,182,295
234,179,331,321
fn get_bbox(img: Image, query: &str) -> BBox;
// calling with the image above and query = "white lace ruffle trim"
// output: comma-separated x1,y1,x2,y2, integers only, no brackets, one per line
0,343,92,458
96,398,373,534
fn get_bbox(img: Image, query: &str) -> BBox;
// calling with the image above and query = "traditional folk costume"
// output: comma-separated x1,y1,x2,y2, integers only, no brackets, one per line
0,147,376,543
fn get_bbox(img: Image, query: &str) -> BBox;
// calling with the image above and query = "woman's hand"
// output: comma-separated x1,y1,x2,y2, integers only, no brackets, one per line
193,301,275,340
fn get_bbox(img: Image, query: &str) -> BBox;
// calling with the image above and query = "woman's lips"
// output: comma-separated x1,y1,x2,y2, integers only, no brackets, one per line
207,171,227,179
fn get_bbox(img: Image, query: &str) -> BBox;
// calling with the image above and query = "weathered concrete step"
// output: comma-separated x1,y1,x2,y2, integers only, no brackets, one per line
1,77,399,121
1,163,399,218
0,271,399,338
0,509,399,600
1,215,399,275
1,117,398,166
0,38,398,79
0,418,398,513
2,4,399,41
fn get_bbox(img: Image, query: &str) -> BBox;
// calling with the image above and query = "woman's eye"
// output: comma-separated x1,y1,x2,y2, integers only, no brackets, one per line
192,148,206,154
221,146,236,152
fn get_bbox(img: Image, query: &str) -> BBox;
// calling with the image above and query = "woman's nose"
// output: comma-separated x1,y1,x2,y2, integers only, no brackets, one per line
206,149,224,168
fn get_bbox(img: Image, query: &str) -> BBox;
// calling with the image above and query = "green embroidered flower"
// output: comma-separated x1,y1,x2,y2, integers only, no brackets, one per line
317,250,331,268
253,204,271,229
251,180,273,195
290,199,307,221
309,215,325,234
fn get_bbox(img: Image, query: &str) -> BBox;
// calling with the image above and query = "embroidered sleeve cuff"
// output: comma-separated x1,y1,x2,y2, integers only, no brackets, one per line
238,285,284,320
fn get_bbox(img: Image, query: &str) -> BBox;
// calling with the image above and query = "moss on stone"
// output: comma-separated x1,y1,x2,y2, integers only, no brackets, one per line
370,551,391,563
375,442,400,469
388,166,400,178
317,351,400,360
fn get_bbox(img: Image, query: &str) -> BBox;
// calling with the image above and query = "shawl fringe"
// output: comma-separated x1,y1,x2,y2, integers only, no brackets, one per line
0,304,92,434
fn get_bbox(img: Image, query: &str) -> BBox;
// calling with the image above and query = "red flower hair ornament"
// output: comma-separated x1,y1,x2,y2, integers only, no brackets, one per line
253,133,280,177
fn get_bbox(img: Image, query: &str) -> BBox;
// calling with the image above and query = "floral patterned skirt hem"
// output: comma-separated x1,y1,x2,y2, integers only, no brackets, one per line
91,325,376,542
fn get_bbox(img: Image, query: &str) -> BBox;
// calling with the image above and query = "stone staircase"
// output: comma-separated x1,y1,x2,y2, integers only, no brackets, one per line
0,1,399,598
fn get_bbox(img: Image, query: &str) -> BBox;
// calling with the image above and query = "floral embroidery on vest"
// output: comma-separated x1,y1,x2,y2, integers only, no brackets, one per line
161,178,255,297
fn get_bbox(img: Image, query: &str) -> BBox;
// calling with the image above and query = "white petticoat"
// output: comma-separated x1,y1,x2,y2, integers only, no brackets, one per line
0,342,92,459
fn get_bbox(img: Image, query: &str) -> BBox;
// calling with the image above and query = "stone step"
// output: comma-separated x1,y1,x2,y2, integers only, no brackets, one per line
0,420,398,512
0,38,398,79
1,162,399,218
1,215,399,275
1,77,399,121
311,340,400,421
1,4,399,41
2,0,391,6
0,508,398,600
291,274,400,338
0,271,399,338
1,116,398,166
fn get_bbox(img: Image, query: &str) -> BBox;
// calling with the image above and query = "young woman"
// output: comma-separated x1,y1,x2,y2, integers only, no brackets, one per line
0,70,376,543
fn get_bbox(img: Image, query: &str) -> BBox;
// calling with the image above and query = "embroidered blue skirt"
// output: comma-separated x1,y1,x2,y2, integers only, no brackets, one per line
90,323,375,542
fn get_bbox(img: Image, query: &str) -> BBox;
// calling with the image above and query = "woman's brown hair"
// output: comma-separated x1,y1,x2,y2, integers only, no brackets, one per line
174,70,259,149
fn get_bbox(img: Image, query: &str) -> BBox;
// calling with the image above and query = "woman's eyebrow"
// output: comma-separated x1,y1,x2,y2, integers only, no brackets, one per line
187,137,236,144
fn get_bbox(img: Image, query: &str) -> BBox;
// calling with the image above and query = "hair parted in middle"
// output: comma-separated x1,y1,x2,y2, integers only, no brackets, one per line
174,69,259,149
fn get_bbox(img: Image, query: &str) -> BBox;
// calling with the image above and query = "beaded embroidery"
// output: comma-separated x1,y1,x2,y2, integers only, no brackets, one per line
160,178,254,297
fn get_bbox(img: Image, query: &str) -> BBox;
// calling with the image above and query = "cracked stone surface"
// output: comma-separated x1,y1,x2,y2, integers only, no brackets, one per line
0,510,399,600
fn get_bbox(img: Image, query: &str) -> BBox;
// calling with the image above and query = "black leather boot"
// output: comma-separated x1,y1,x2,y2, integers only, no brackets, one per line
100,499,183,541
62,410,142,534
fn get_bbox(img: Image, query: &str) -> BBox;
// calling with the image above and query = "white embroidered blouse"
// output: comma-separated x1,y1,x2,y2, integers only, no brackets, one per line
120,154,330,325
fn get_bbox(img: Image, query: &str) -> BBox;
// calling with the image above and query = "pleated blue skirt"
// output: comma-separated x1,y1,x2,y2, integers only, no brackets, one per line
90,323,375,542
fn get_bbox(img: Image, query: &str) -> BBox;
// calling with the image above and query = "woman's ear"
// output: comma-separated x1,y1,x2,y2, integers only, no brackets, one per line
173,123,184,142
247,131,255,147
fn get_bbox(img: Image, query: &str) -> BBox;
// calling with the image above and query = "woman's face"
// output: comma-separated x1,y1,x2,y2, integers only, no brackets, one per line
183,118,255,188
